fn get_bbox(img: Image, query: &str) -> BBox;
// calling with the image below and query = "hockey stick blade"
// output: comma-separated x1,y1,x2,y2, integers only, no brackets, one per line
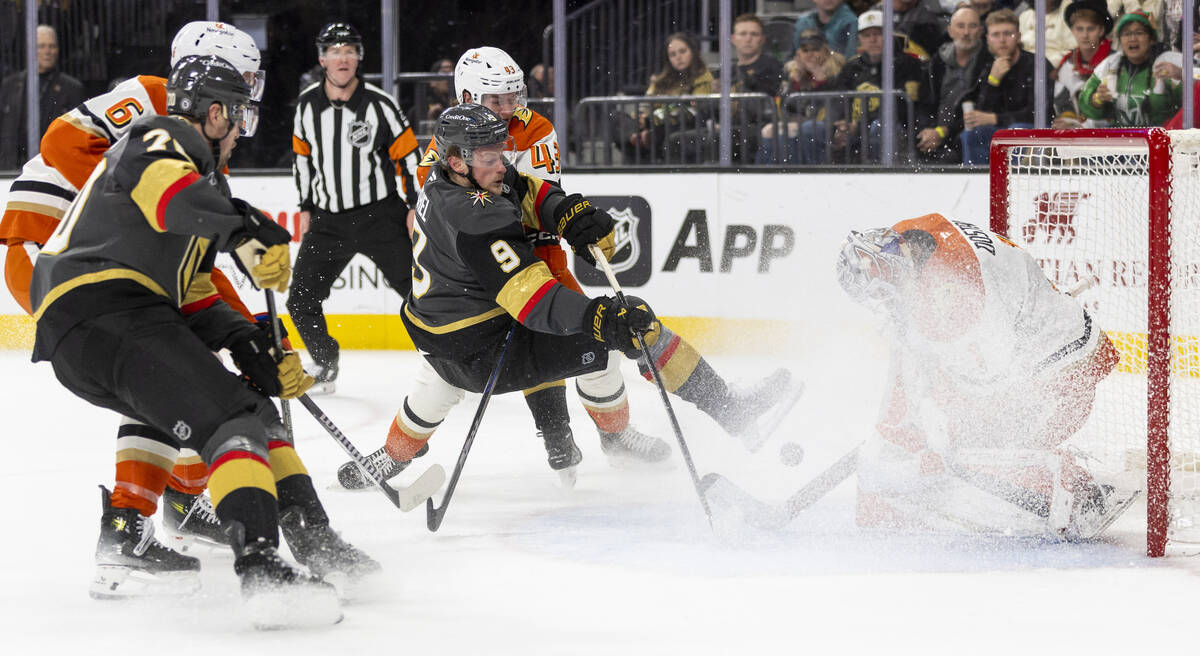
702,443,861,530
297,394,439,511
395,464,447,512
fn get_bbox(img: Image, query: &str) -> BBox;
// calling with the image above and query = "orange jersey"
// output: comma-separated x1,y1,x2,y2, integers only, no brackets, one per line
415,106,560,188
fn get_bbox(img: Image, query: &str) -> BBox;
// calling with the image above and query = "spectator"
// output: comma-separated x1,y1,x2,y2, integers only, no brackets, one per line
832,10,930,163
875,0,949,57
1052,0,1114,128
528,63,554,98
757,28,846,164
960,9,1054,164
408,57,455,126
625,32,714,162
1167,1,1199,69
0,25,84,169
917,6,989,163
793,0,860,60
1019,0,1077,65
1106,1,1165,33
970,0,998,21
1080,11,1184,127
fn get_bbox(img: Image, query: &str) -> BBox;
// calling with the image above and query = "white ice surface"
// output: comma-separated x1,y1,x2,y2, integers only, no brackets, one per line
2,347,1198,654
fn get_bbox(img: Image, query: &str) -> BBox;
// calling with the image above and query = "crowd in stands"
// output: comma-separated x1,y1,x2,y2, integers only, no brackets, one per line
595,1,1200,166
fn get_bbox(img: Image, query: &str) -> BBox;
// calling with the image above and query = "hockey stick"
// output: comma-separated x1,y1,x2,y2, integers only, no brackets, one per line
700,443,862,530
263,291,295,442
588,244,713,527
425,324,516,532
264,291,445,511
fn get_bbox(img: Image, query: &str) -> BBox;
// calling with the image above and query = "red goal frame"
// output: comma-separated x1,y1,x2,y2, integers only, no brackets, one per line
988,128,1173,557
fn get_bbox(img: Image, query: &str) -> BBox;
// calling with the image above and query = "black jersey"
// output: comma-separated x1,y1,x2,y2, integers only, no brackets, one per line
403,165,590,360
31,115,256,360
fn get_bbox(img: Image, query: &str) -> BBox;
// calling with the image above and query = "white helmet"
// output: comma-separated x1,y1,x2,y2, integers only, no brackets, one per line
454,47,527,107
171,22,264,100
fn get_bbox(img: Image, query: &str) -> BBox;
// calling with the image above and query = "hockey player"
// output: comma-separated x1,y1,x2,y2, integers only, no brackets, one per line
30,55,377,627
343,103,796,490
377,46,671,485
0,22,265,563
836,213,1134,540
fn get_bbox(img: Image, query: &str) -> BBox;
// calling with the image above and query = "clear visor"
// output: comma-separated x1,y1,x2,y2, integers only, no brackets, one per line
230,102,260,137
464,143,506,168
480,88,528,113
243,70,266,102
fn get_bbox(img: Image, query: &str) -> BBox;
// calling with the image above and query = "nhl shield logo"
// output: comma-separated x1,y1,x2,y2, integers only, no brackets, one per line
605,207,641,274
347,120,374,148
173,420,192,442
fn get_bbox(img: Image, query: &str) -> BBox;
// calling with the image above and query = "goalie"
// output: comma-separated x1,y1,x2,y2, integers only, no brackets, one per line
836,213,1134,540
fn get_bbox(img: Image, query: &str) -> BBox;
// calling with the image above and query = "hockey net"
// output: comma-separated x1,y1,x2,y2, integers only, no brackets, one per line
990,128,1200,556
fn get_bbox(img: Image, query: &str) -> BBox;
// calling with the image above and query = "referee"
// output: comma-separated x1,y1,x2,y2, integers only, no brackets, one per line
290,22,419,393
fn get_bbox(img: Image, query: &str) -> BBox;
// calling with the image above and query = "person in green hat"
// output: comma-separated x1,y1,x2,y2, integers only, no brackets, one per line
1079,11,1184,126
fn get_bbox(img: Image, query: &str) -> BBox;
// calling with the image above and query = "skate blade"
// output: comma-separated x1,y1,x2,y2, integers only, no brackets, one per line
1072,490,1142,541
556,466,578,489
89,565,201,600
246,586,344,630
307,380,337,396
161,527,232,555
741,380,805,453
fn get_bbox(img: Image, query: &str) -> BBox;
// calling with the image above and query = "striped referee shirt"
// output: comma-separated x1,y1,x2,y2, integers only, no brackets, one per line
292,79,419,213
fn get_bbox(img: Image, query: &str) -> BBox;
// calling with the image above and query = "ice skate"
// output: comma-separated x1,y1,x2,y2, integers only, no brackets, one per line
279,506,381,594
161,487,230,552
1065,483,1140,541
540,424,582,488
90,486,201,600
337,442,429,490
599,425,672,468
715,369,804,453
305,360,338,395
234,538,342,630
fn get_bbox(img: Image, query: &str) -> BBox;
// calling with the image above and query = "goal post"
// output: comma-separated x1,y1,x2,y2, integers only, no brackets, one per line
988,128,1200,557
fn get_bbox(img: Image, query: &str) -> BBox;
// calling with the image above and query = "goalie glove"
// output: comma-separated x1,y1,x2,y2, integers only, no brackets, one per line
554,194,616,266
228,328,315,400
584,295,661,355
230,198,292,292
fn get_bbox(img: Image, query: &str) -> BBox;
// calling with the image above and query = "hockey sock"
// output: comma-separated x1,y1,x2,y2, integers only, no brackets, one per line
112,421,180,516
385,398,440,462
166,448,210,495
636,327,731,418
209,456,278,548
267,438,330,526
576,357,631,434
523,381,571,433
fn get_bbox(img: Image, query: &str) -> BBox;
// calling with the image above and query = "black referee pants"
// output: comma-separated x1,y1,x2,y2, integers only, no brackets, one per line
287,196,412,367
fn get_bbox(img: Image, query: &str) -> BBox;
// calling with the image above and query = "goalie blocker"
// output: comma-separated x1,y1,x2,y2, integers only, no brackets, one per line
836,213,1130,540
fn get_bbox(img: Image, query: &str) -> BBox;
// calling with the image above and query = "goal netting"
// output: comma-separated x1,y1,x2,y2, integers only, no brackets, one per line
989,128,1200,557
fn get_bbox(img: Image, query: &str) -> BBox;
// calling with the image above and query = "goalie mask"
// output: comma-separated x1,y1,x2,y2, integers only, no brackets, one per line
836,228,914,307
454,47,527,115
171,21,264,101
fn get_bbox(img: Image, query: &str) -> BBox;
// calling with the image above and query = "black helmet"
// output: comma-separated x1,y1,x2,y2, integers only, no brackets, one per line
167,54,258,136
316,22,363,59
433,103,508,166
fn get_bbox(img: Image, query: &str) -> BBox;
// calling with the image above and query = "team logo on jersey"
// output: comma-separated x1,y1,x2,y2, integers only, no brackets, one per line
420,149,440,167
173,420,192,442
1024,192,1088,245
346,120,375,149
467,190,493,206
574,197,653,287
512,106,532,128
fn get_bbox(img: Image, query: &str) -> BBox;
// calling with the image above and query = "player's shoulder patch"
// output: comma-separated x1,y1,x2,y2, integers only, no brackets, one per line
511,106,533,127
420,148,440,168
428,179,520,236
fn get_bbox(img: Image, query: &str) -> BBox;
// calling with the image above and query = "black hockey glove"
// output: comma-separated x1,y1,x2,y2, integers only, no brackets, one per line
230,198,293,292
228,326,314,399
228,328,282,396
584,295,661,355
554,194,616,266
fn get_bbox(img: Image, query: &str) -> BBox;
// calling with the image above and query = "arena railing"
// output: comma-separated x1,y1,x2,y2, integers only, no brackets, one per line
571,91,917,168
